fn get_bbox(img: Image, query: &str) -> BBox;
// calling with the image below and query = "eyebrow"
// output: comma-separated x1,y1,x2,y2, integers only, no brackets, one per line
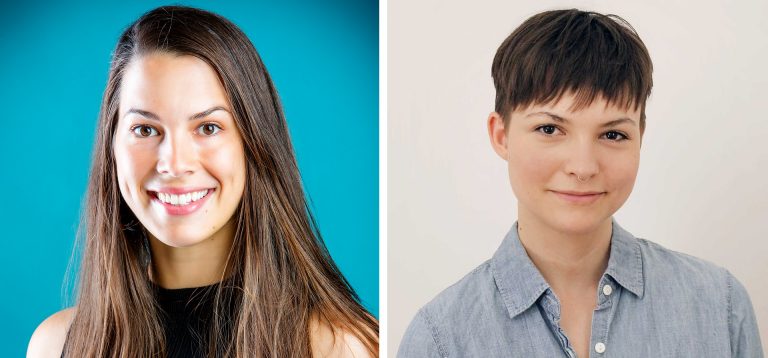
123,106,230,121
526,111,636,127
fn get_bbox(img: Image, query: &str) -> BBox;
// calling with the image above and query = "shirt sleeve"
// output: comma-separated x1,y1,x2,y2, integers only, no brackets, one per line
726,270,764,357
397,309,445,358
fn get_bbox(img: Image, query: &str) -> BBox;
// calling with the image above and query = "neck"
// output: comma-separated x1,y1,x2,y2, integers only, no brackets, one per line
147,219,236,289
517,209,612,294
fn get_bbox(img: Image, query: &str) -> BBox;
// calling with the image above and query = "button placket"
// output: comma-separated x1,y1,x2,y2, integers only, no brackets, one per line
565,347,576,358
591,277,618,356
602,284,613,296
595,342,606,353
539,289,581,357
542,292,572,354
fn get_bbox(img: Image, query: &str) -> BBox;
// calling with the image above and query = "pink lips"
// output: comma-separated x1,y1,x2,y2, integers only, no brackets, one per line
551,190,605,204
153,186,212,195
148,188,215,216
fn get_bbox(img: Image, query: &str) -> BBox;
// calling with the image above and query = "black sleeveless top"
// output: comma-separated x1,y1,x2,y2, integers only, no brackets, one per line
62,281,237,357
156,281,237,357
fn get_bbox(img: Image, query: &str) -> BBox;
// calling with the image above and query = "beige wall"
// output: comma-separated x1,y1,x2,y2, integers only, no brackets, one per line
388,0,768,355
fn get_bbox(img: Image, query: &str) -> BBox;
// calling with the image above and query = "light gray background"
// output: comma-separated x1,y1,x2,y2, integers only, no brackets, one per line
388,0,768,355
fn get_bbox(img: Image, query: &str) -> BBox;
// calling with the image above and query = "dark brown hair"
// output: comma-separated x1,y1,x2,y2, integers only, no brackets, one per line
492,9,653,131
63,5,377,357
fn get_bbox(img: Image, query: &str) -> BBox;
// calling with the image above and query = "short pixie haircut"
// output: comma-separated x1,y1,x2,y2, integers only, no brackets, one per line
492,9,653,132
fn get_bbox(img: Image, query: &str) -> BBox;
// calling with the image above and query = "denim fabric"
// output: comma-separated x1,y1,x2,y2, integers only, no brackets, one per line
397,220,763,357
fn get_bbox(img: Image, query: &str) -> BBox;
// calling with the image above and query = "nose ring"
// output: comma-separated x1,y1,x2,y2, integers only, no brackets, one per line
577,175,588,182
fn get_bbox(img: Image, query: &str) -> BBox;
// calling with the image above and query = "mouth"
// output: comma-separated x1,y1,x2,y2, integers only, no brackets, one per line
550,190,606,204
147,188,216,215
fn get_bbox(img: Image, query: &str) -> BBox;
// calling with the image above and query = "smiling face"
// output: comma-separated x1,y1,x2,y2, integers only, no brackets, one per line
113,52,246,248
488,91,643,235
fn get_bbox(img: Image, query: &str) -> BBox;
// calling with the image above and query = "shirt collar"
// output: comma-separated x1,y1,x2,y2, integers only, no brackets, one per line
604,219,645,298
490,218,644,319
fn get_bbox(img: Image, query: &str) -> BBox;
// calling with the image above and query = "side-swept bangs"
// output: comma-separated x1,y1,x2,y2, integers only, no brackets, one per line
492,9,653,131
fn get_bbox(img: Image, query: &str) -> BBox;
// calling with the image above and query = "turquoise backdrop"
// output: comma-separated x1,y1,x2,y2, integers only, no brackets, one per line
0,0,378,355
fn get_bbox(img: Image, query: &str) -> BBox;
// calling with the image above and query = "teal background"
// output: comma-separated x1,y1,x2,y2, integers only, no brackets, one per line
0,0,378,355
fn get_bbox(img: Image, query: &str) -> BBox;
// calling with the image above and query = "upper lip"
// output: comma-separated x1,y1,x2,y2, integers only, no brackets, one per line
148,187,215,195
551,190,605,196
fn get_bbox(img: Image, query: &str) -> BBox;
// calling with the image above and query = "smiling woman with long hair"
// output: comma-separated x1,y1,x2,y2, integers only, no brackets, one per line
27,6,377,358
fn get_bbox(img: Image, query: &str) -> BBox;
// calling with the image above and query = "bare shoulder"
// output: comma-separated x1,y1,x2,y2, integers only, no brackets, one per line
27,307,76,358
310,316,376,358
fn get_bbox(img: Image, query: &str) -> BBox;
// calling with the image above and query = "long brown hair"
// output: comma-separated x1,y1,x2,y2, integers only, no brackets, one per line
63,5,378,357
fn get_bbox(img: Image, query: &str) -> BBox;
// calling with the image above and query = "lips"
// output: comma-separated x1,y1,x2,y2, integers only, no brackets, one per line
150,187,214,195
553,190,605,196
147,187,216,216
550,190,606,204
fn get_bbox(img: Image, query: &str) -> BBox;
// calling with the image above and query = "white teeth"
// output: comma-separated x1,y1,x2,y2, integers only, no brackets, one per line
155,189,210,206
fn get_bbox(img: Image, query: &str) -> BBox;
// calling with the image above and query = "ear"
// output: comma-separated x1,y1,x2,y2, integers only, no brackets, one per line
487,112,509,160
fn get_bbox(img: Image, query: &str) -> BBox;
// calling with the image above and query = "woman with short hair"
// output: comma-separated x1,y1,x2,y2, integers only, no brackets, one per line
398,9,762,358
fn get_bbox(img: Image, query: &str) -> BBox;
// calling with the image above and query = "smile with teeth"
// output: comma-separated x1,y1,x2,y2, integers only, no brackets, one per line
156,189,211,206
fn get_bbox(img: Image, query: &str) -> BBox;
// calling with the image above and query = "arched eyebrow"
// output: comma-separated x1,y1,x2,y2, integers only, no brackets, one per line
123,106,231,121
526,111,636,127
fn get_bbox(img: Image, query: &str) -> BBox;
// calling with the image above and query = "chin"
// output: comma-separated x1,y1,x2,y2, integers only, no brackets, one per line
542,210,612,236
152,229,209,248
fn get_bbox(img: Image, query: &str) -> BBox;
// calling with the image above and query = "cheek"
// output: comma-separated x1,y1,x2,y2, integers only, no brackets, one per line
204,140,246,195
114,143,154,195
605,151,640,193
118,146,155,172
507,140,559,191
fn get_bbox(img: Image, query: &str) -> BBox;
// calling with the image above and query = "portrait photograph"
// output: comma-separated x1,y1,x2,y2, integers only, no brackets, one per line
2,0,768,356
0,1,378,357
388,0,767,357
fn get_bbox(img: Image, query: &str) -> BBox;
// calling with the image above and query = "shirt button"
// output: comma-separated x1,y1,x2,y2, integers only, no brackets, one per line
602,284,613,296
595,342,606,353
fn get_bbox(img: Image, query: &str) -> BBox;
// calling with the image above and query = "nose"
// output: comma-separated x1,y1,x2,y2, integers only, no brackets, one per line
156,132,196,178
563,139,600,182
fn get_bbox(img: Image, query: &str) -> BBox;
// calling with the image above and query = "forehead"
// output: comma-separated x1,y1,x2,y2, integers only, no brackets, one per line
119,52,229,116
521,91,640,120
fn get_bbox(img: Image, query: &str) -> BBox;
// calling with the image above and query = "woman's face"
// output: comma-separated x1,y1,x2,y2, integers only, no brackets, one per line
113,52,246,247
489,92,643,235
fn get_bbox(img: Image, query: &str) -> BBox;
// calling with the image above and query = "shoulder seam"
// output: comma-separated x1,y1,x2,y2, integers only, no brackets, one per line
636,238,724,268
429,260,492,303
469,260,491,274
419,308,449,358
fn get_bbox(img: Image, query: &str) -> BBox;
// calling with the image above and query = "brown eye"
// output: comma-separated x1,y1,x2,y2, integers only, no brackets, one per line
131,125,158,137
197,123,222,136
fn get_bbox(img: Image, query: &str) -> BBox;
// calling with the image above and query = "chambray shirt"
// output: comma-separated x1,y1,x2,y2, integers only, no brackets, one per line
398,220,763,357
